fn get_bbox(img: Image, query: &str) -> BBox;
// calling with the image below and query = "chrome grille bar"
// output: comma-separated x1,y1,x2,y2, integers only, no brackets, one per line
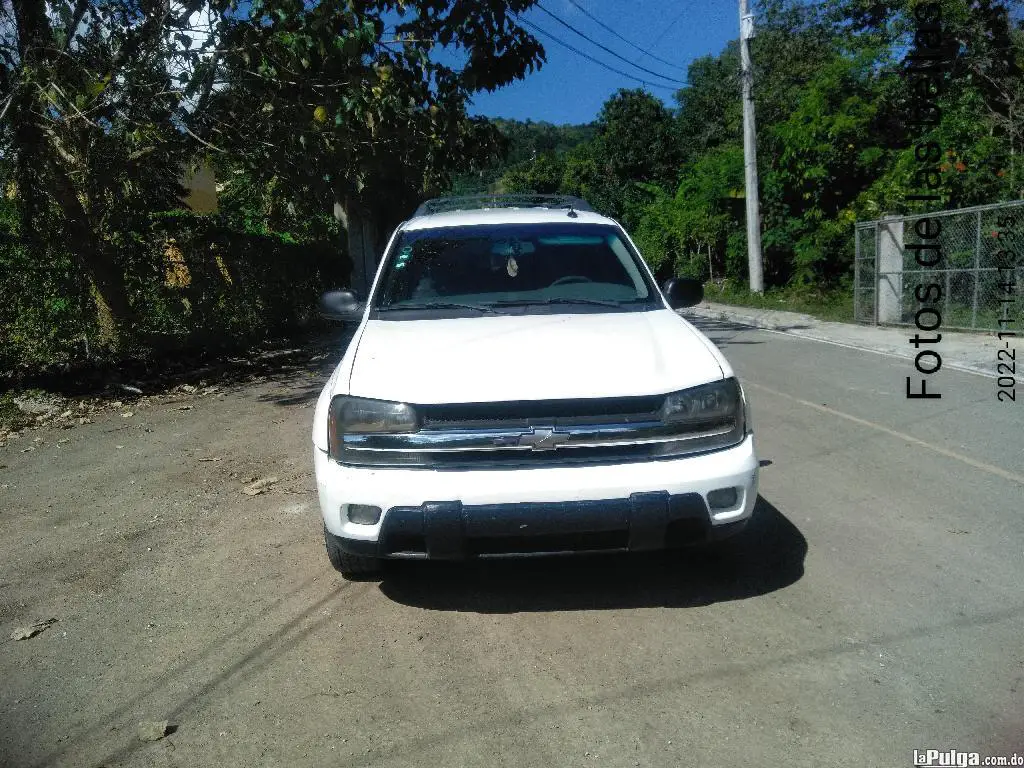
341,420,736,454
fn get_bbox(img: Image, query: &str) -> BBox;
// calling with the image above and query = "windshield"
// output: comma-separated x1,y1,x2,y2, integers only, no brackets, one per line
373,222,657,316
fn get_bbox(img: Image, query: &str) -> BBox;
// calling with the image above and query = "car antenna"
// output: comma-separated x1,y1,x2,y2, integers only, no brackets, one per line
566,201,578,218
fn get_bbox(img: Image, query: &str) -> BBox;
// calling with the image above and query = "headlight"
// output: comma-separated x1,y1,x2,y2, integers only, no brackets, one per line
661,378,742,429
328,396,419,459
654,378,745,455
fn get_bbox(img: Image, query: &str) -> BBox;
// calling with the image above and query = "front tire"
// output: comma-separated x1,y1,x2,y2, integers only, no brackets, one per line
324,525,381,579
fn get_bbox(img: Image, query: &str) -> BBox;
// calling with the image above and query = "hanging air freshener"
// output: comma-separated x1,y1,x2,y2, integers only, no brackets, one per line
506,255,519,277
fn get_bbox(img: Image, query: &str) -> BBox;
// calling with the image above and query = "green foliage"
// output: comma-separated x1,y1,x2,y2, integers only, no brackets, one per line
493,119,599,165
449,119,597,194
131,213,347,353
561,89,683,226
206,0,546,235
500,89,684,227
675,48,743,163
501,154,566,194
212,165,342,243
704,280,856,323
4,0,1023,376
0,243,95,371
503,0,1023,294
0,210,347,374
633,146,743,280
594,90,682,188
760,47,887,284
2,0,546,374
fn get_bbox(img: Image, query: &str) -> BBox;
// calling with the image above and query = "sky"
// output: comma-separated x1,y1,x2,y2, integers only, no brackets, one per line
465,0,740,125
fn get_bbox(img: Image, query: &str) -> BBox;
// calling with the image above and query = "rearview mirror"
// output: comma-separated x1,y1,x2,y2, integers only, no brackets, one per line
491,239,536,256
320,290,364,322
662,278,704,309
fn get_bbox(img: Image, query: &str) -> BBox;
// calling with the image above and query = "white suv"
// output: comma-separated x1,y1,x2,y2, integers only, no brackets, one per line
312,195,758,577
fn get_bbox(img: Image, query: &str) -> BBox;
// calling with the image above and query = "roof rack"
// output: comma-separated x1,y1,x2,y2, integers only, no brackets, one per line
413,194,594,217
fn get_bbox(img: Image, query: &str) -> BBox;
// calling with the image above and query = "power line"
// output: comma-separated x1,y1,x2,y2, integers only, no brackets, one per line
563,0,689,72
519,18,684,91
534,2,687,85
650,8,686,51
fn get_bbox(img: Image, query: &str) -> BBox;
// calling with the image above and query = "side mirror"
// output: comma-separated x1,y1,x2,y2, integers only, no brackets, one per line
662,278,704,309
320,290,364,322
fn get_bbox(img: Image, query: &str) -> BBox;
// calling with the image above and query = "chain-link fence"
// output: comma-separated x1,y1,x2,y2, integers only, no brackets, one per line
854,200,1024,332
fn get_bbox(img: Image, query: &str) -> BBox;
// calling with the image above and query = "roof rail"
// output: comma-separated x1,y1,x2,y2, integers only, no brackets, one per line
413,194,594,217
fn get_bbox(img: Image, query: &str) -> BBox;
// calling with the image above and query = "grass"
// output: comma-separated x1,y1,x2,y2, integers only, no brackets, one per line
702,281,855,323
701,281,1021,333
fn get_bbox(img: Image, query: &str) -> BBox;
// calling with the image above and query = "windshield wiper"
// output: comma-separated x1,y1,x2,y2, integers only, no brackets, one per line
379,301,508,315
494,297,632,309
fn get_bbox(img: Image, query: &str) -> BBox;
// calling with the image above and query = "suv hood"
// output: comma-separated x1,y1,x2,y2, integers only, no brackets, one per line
346,310,725,404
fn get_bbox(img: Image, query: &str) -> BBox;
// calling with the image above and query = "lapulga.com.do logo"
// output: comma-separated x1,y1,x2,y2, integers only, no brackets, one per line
914,750,1024,767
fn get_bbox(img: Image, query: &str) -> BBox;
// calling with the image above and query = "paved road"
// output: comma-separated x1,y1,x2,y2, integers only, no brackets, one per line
1,320,1021,767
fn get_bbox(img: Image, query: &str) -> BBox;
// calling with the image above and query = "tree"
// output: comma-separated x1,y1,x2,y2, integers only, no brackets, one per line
592,89,681,188
674,48,742,164
501,153,564,194
448,118,597,194
202,0,545,292
1,0,232,347
633,146,743,281
502,89,682,226
490,118,598,165
2,0,545,348
831,0,1024,204
562,89,682,225
760,48,887,284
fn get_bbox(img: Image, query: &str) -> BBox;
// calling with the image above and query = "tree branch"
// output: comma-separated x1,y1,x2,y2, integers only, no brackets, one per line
0,91,13,124
181,123,226,152
61,0,89,53
40,123,81,166
46,81,100,126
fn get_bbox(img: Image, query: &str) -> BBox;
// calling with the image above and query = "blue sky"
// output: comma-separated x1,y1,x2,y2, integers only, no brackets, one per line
466,0,739,125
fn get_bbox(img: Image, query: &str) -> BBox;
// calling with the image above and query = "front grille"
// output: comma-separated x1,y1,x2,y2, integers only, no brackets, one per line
376,443,676,470
418,395,665,430
336,391,745,469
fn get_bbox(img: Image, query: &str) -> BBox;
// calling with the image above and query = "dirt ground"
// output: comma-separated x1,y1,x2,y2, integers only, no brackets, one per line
1,323,1022,768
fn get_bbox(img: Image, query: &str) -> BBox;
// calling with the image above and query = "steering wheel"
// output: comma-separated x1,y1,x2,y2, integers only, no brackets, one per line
550,275,593,287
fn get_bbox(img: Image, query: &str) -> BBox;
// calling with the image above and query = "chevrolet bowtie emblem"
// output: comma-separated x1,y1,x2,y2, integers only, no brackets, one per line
516,427,571,451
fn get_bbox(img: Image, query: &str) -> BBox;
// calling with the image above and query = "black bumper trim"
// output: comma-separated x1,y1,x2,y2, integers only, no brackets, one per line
628,492,670,551
333,493,741,560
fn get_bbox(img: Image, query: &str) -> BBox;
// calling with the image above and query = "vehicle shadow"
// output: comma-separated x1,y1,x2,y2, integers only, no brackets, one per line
254,326,355,407
685,318,755,334
685,318,766,347
378,495,805,613
688,317,814,335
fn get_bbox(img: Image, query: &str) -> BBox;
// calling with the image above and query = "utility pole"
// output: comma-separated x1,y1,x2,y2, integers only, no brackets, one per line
739,0,764,293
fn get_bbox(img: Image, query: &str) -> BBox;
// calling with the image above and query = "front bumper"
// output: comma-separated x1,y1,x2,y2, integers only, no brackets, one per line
314,434,758,559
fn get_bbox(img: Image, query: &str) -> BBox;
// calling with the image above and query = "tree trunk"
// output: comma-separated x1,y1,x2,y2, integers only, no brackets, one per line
16,125,137,350
12,0,136,351
47,161,138,349
333,194,381,297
